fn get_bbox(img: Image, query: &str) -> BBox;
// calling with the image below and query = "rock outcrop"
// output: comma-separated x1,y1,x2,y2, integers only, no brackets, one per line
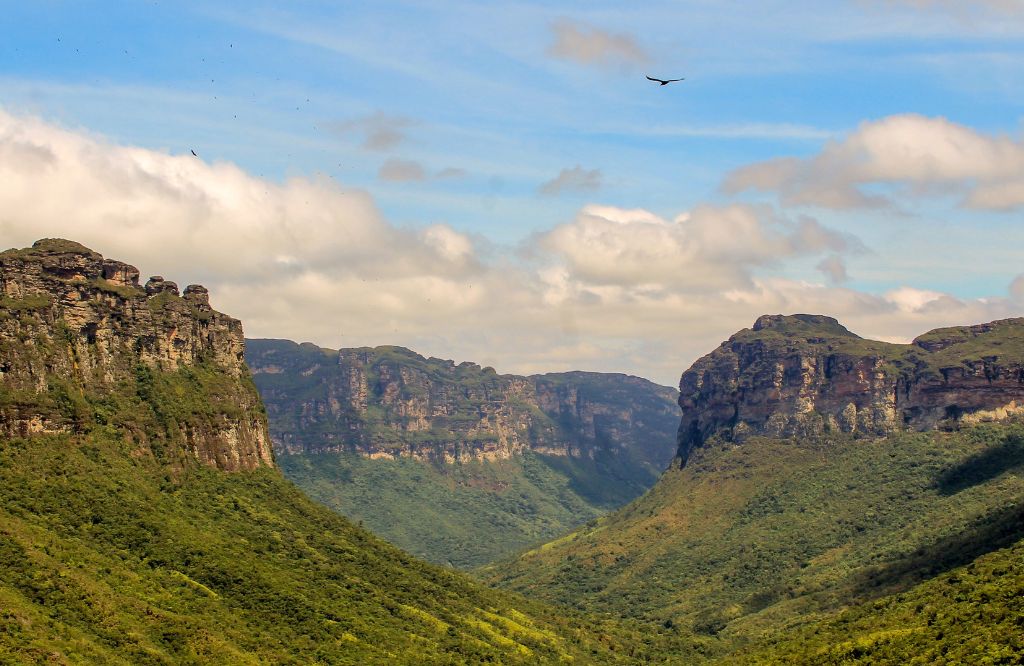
246,339,679,470
677,313,1024,464
0,239,273,471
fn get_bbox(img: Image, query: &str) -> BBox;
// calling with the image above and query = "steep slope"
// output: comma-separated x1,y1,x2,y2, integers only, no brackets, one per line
0,239,659,664
488,315,1024,660
246,339,679,567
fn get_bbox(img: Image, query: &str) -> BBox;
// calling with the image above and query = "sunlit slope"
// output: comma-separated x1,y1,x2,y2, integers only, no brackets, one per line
0,429,656,664
486,423,1024,648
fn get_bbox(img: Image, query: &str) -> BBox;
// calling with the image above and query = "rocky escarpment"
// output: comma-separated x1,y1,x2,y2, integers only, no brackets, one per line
246,339,679,469
677,314,1024,464
0,239,273,471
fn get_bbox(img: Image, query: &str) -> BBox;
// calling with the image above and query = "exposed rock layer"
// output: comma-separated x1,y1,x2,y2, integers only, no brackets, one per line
0,239,273,471
247,339,679,471
678,313,1024,464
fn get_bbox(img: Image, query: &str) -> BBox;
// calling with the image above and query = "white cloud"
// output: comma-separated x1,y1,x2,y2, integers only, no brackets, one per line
533,204,854,291
724,114,1024,210
547,20,649,69
0,109,1018,386
538,165,603,196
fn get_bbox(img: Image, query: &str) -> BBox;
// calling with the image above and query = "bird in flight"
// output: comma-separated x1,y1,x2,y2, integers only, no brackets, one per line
646,75,684,86
190,149,198,157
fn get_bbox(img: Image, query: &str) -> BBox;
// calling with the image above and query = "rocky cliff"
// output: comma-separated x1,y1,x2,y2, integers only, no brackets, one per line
246,339,678,469
678,313,1024,464
0,239,273,471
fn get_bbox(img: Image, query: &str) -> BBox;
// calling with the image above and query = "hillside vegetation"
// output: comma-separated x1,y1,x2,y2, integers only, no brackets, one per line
0,240,678,664
486,422,1024,660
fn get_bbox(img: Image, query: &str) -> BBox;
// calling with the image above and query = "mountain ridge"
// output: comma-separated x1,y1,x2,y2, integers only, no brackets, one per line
246,338,681,567
678,313,1024,464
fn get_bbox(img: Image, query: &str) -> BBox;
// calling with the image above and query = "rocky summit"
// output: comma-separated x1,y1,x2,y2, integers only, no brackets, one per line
0,238,273,471
678,313,1024,464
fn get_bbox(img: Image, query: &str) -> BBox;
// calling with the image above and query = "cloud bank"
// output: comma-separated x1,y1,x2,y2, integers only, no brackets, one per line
724,114,1024,210
0,109,1018,384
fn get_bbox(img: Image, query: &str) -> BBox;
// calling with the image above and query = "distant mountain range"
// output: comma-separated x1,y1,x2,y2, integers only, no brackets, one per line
246,339,679,567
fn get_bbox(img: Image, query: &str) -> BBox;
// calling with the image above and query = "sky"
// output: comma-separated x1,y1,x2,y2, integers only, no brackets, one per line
2,0,1024,385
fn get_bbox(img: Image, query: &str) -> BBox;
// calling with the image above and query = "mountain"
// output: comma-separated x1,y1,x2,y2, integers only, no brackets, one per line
678,313,1024,464
0,239,660,664
487,314,1024,661
245,339,679,567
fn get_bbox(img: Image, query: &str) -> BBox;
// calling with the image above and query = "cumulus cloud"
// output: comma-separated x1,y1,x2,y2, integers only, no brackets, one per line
533,204,855,291
547,20,649,69
329,111,415,151
724,114,1024,210
538,165,603,196
0,109,1018,385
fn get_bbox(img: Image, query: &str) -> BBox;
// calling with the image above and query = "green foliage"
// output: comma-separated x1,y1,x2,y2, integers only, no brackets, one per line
736,539,1024,664
488,423,1024,661
0,294,53,313
0,430,668,663
278,451,611,568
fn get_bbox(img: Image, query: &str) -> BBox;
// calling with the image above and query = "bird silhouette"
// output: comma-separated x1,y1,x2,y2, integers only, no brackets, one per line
191,149,197,157
646,75,685,86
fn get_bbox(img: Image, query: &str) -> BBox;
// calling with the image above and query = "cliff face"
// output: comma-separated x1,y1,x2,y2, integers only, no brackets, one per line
0,239,273,471
246,340,679,469
678,314,1024,463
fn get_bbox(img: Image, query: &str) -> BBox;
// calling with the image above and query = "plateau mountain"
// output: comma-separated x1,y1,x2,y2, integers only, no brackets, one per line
246,339,679,567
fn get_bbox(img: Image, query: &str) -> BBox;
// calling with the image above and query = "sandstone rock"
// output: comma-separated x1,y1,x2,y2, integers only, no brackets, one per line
246,340,680,473
677,314,1024,465
0,239,274,471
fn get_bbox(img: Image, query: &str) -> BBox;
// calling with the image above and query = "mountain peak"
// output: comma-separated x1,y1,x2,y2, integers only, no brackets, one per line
678,316,1024,465
751,313,858,337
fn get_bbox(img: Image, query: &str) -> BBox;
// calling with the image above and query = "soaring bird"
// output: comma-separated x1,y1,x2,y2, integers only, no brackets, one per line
190,149,198,157
646,75,684,86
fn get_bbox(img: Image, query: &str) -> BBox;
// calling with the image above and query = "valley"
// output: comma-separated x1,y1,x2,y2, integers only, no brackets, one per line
247,339,679,567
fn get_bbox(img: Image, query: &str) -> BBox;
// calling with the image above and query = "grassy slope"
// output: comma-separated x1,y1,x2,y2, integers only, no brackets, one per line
0,429,668,665
277,451,612,568
734,538,1024,664
485,423,1024,659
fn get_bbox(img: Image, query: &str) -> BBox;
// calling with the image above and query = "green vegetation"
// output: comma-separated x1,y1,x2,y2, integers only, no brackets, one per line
487,422,1024,660
736,538,1024,664
0,429,662,664
278,451,621,568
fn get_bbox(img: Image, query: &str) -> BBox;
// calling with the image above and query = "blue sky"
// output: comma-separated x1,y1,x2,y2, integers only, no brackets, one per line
2,1,1023,382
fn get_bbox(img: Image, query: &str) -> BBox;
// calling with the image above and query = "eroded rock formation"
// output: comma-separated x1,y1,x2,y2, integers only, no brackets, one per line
246,339,679,471
678,313,1024,464
0,239,273,471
